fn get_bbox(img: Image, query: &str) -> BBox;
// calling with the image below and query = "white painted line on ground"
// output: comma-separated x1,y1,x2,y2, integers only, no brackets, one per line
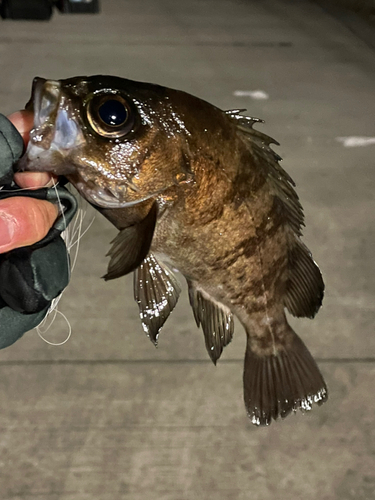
233,90,269,100
336,136,375,147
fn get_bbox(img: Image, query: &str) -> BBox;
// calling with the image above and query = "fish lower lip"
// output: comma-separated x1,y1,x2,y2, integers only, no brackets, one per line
15,147,53,173
75,182,130,208
74,181,156,209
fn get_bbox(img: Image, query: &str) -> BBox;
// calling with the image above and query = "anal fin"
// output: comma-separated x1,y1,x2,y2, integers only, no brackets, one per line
134,254,181,345
103,201,157,281
188,283,234,364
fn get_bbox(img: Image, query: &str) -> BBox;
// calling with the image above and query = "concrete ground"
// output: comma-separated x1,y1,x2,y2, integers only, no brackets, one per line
0,0,375,498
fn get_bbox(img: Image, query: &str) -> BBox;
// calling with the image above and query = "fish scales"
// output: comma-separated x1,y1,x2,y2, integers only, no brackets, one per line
18,75,327,426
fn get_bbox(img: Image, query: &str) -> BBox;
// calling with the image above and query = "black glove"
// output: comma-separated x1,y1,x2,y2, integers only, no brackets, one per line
0,114,77,348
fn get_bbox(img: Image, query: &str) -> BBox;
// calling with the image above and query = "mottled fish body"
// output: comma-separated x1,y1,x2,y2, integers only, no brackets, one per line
19,75,327,425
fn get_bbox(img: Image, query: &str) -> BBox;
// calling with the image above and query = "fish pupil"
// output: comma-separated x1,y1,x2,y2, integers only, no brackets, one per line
98,99,128,127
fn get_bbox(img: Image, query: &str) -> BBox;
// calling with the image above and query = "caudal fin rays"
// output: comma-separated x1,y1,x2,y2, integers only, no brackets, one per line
243,325,327,426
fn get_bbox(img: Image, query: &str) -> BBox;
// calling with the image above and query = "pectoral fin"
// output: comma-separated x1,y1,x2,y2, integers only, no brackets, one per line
188,283,234,364
134,254,181,345
103,201,157,280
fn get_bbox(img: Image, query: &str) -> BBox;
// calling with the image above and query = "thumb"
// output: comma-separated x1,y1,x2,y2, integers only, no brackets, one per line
7,110,34,147
0,196,58,253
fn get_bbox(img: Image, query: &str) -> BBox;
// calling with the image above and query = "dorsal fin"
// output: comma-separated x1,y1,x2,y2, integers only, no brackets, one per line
227,110,304,236
284,237,324,318
188,282,234,364
103,201,157,281
227,110,324,318
134,254,181,345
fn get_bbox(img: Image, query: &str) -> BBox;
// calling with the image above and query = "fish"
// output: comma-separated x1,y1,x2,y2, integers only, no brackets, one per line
18,75,327,426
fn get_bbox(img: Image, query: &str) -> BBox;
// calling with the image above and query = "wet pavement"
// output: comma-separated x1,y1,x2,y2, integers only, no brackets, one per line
0,0,374,498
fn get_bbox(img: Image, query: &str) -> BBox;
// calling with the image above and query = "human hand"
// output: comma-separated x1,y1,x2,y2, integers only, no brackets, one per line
0,111,77,348
0,111,58,253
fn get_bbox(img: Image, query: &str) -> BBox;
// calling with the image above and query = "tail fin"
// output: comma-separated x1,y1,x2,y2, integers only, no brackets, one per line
243,325,327,426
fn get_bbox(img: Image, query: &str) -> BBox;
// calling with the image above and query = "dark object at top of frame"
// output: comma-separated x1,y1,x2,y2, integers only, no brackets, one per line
0,0,100,21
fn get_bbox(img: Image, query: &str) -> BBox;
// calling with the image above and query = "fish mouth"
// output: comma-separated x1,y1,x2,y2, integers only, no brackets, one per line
31,77,60,129
75,183,135,208
17,77,85,174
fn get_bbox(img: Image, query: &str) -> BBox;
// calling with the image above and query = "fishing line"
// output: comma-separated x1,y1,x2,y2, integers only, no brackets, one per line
35,182,95,346
36,309,72,346
64,191,95,272
36,179,71,344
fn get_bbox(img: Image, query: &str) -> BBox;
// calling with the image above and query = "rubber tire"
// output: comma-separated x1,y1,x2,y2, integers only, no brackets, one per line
57,0,99,14
1,0,53,20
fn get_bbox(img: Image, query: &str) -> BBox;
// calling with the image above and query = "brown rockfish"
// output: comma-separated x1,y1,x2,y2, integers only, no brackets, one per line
18,75,327,426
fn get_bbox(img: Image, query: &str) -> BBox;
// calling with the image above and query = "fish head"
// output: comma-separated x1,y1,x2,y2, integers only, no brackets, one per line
18,75,193,208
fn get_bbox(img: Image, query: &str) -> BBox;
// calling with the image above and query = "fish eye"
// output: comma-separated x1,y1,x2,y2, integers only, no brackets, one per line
99,99,128,127
87,94,134,138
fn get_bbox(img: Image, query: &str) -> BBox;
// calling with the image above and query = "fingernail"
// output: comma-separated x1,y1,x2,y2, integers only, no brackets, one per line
0,213,15,250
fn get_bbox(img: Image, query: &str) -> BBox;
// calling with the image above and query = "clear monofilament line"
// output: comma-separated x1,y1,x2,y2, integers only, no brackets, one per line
36,183,94,345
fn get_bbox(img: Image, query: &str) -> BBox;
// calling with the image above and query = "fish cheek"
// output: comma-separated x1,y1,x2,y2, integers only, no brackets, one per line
130,134,192,197
65,142,115,185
